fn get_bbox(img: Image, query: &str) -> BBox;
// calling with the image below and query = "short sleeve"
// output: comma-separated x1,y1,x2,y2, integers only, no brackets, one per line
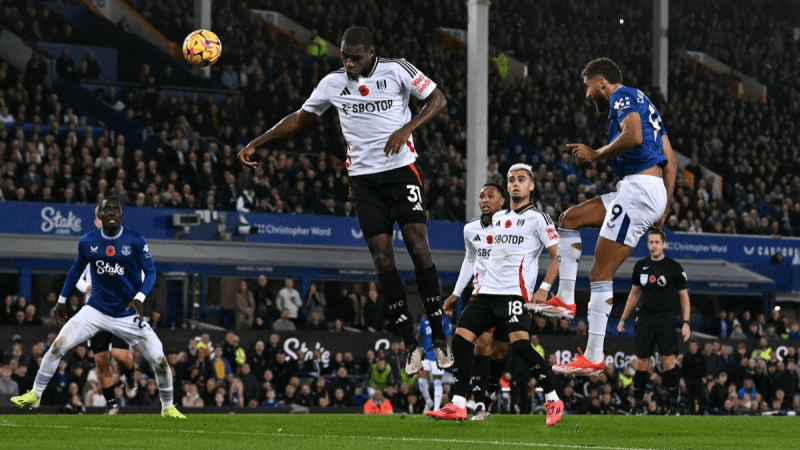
631,260,642,284
674,261,687,290
611,90,637,123
533,214,559,248
301,78,332,115
396,59,437,100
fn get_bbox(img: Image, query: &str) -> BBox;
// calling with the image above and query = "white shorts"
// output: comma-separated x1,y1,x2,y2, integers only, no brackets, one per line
422,359,444,376
599,174,667,247
57,305,163,358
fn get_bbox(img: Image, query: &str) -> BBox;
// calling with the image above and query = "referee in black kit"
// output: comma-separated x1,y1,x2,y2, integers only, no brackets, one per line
617,229,691,415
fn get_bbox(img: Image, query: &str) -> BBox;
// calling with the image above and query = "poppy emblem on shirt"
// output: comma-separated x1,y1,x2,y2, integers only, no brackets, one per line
649,275,656,284
358,85,369,96
487,235,493,244
106,246,115,256
505,220,512,229
121,245,131,256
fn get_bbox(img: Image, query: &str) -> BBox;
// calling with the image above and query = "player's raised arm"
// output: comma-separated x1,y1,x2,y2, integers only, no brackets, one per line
238,109,317,168
568,112,643,163
55,239,90,322
654,135,677,229
384,88,446,156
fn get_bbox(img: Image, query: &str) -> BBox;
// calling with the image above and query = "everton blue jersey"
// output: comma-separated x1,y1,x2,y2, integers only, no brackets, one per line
417,316,453,361
60,227,156,318
606,86,667,178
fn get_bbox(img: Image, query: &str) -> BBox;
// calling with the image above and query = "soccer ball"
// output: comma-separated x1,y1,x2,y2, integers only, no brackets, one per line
182,29,222,67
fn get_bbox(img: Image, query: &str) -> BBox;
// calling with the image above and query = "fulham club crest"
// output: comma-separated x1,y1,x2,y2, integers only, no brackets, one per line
106,246,115,257
377,79,387,90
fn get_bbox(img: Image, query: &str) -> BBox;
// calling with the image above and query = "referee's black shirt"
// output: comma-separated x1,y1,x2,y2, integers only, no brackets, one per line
631,256,687,316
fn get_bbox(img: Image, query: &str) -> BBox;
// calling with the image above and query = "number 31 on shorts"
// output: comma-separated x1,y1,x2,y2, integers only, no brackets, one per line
406,185,421,203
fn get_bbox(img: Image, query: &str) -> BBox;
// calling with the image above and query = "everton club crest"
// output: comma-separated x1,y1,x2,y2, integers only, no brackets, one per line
121,245,131,256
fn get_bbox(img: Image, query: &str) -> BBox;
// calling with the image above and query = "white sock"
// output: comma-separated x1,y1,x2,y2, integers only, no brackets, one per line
433,378,443,410
544,390,559,402
556,229,581,305
587,281,613,363
418,377,432,404
156,366,174,409
33,347,64,397
452,394,467,408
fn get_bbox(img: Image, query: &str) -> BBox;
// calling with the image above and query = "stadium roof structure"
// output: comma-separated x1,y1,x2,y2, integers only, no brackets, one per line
0,234,774,296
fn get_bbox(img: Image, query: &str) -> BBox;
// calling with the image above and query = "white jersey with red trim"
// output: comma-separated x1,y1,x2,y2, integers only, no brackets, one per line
301,57,437,176
475,205,559,299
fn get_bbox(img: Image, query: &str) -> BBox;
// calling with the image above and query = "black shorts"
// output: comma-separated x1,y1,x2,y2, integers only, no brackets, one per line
89,331,129,354
634,314,678,358
487,323,510,343
349,163,427,240
456,294,531,338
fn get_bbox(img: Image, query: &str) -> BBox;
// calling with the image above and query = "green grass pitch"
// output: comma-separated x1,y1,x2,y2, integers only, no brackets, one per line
1,414,797,450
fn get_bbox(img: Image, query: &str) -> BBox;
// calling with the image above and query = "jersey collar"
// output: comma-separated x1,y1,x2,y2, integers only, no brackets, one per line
347,56,379,80
101,227,124,240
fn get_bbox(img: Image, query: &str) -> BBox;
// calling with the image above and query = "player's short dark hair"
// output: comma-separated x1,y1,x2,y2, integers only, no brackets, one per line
482,182,506,199
99,196,124,211
648,229,666,243
341,27,373,49
581,57,622,84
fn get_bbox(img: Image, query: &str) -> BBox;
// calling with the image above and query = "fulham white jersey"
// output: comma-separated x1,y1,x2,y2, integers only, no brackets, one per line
476,205,559,299
452,217,494,297
301,57,437,176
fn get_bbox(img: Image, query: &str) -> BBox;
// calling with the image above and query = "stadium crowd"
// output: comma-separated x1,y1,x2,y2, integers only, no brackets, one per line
0,0,798,237
2,323,800,416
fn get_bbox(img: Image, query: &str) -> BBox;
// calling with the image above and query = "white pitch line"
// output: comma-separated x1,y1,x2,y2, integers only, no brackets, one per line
0,422,660,450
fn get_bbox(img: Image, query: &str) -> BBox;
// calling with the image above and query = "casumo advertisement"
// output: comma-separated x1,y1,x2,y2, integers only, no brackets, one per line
1,202,798,263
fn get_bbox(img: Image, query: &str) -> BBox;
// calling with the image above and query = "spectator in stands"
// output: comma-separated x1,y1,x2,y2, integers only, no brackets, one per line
305,311,328,331
363,287,386,333
276,279,302,326
25,51,47,81
55,47,75,82
273,309,297,332
347,284,367,329
260,389,281,407
729,324,747,340
683,340,707,414
253,275,275,323
235,280,255,330
303,283,326,320
363,389,394,415
236,184,257,212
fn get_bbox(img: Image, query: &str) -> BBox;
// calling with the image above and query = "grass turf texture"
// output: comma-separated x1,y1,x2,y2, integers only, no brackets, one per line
1,414,797,449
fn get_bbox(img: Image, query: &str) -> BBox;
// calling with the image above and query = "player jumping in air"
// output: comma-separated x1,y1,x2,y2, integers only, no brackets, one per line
238,27,452,374
548,58,676,377
11,197,185,418
428,164,563,426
